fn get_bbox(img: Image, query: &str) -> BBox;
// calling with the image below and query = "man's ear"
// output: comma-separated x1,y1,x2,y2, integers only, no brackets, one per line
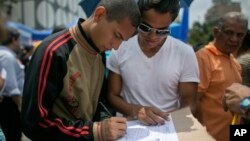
93,6,106,22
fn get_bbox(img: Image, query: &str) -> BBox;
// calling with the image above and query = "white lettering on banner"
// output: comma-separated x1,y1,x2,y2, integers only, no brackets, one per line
35,0,86,29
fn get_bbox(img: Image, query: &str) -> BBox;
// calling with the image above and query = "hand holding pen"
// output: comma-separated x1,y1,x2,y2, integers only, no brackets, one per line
222,83,250,125
99,102,127,140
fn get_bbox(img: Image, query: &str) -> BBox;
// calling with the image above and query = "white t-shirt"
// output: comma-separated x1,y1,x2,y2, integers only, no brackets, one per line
107,35,199,112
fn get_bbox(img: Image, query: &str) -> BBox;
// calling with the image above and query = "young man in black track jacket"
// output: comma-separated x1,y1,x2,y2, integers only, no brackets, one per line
21,0,140,140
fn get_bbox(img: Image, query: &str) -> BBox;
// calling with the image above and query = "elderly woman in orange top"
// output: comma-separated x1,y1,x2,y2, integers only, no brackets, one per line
196,12,248,141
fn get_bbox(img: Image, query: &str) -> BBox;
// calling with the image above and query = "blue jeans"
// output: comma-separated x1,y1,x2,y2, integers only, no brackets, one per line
0,128,5,141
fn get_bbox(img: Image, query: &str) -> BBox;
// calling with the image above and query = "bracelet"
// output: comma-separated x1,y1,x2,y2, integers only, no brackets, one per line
101,119,109,141
98,122,103,141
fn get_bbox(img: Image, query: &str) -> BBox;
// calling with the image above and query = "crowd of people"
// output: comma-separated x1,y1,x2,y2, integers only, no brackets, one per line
0,0,250,141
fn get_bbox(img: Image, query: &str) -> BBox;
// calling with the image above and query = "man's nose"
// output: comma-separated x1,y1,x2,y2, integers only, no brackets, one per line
230,33,240,42
147,30,159,39
111,40,122,50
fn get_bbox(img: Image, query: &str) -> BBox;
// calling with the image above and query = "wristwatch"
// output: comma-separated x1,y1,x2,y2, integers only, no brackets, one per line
240,96,250,117
240,97,250,110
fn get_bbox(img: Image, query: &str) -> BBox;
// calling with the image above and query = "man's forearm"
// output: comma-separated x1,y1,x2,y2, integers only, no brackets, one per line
109,95,141,118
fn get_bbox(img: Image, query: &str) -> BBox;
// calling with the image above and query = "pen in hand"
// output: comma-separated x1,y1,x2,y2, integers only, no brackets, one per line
99,102,112,117
231,114,238,125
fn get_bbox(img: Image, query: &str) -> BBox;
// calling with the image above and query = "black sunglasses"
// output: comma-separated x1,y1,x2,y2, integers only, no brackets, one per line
138,23,170,37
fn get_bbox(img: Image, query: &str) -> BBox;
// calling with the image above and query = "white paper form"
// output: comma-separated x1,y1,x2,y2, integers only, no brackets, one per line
117,115,179,141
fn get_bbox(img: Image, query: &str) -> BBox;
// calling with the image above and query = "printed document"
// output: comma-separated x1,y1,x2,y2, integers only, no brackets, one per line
117,115,179,141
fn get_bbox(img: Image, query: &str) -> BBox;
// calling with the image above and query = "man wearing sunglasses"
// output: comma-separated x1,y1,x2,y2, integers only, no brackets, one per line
107,0,199,126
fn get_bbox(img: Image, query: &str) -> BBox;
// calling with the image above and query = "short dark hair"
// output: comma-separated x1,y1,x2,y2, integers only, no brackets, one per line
1,27,20,46
137,0,180,21
217,11,248,29
97,0,141,27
